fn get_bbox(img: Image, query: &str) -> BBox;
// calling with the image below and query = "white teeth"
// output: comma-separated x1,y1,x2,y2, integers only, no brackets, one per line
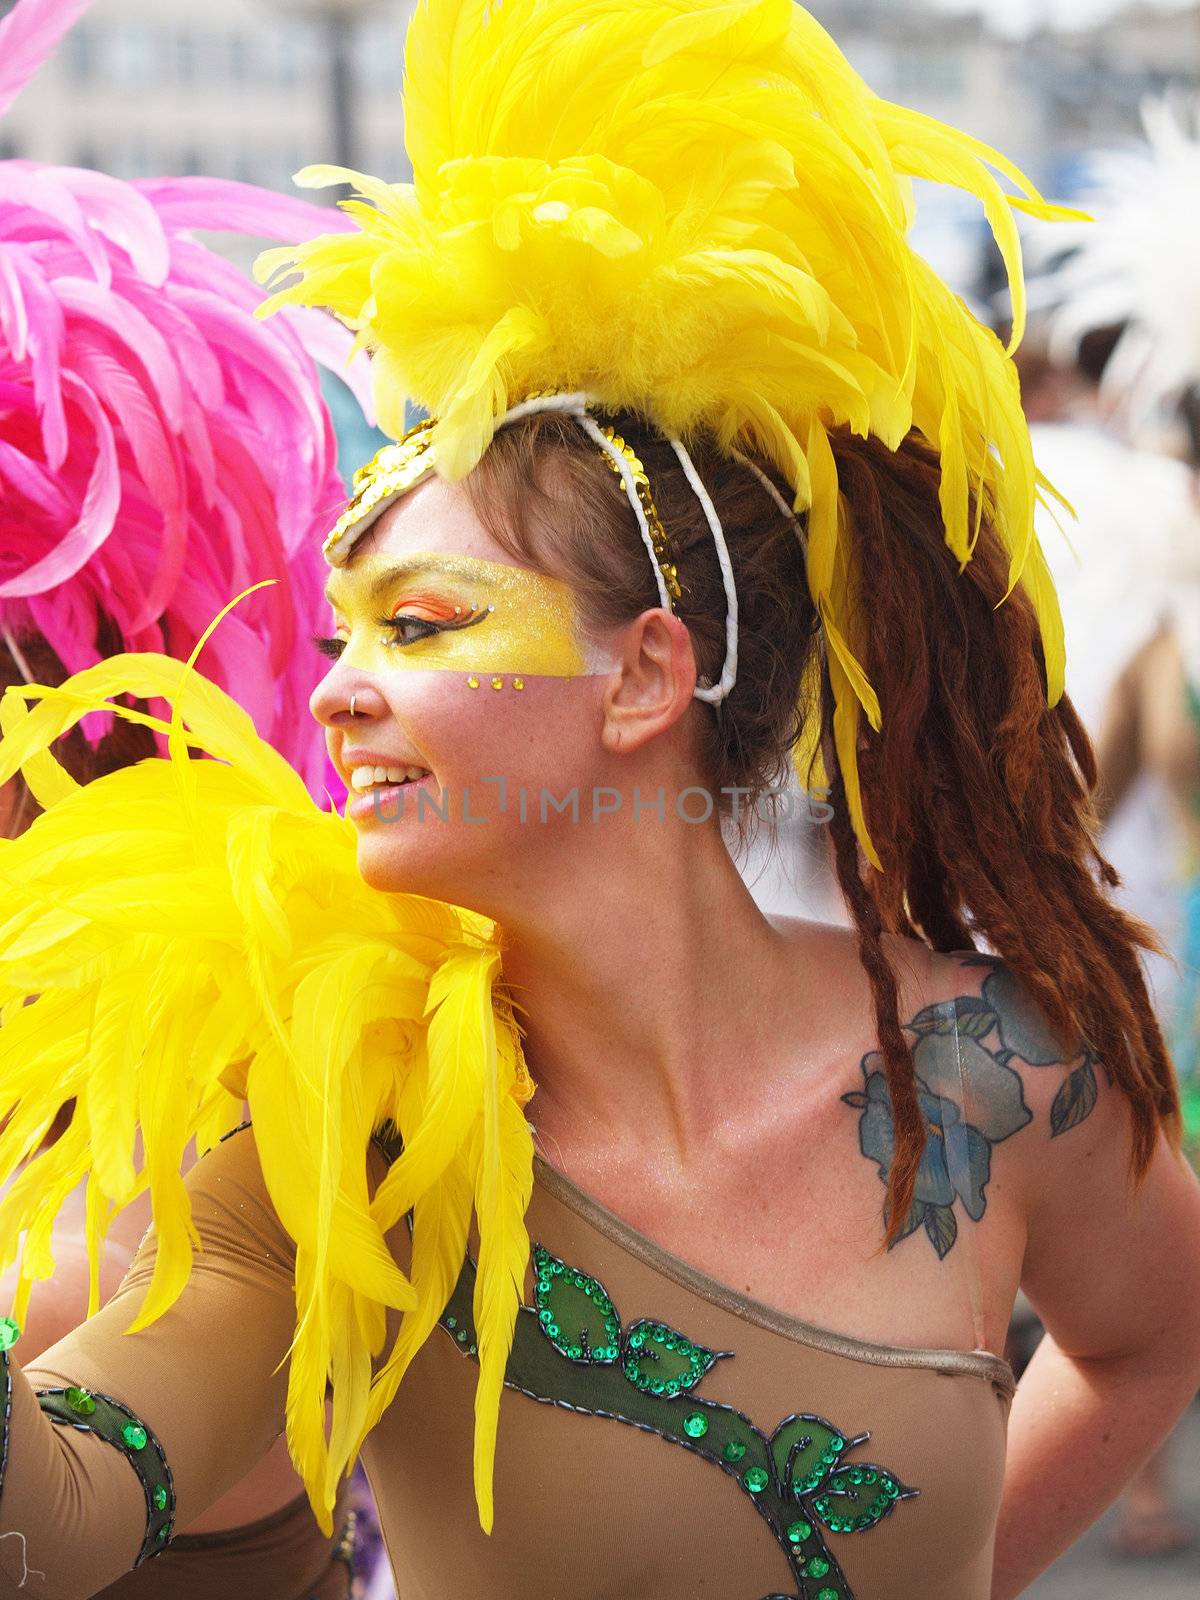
349,764,429,793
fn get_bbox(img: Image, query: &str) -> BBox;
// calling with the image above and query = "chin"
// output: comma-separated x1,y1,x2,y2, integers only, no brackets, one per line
353,829,465,904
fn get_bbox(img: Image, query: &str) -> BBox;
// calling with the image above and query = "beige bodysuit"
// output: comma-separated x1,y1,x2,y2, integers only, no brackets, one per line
0,1125,1012,1600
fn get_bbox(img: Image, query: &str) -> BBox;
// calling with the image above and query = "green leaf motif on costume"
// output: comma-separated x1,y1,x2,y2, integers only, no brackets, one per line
623,1318,720,1397
812,1463,914,1534
770,1414,851,1495
532,1243,621,1362
1049,1058,1099,1138
438,1233,918,1600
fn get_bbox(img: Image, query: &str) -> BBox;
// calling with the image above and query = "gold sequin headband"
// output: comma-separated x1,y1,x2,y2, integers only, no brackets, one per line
323,393,739,704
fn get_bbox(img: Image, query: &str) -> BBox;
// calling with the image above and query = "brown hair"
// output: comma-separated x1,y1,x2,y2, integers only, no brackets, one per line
466,411,1178,1235
1,623,157,840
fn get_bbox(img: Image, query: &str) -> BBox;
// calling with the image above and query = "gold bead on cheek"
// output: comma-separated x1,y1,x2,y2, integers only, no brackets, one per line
490,677,504,690
466,676,480,689
513,678,525,690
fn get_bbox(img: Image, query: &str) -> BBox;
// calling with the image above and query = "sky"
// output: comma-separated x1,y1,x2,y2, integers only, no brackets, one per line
926,0,1197,38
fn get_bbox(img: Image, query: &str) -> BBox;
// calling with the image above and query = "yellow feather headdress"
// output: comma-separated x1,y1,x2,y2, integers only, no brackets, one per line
257,0,1079,862
0,644,533,1536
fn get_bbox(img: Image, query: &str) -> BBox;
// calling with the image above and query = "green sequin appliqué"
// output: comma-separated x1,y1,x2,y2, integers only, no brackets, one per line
36,1387,175,1563
443,1240,916,1600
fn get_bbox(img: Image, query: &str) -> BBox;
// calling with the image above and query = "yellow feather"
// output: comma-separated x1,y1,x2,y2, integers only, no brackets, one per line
254,0,1077,864
0,655,537,1533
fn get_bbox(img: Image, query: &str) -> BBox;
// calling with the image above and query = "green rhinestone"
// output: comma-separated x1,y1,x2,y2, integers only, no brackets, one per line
722,1439,747,1463
883,1476,899,1499
122,1422,148,1451
862,1469,877,1485
629,1331,645,1349
682,1412,708,1439
665,1379,680,1397
817,1590,840,1600
831,1436,844,1451
848,1468,864,1484
538,1309,554,1325
446,1316,457,1330
546,1322,560,1339
743,1466,770,1494
786,1519,812,1544
468,1344,477,1356
566,1345,582,1360
65,1386,96,1417
0,1317,19,1352
456,1329,468,1343
806,1557,831,1578
649,1379,666,1395
152,1486,169,1512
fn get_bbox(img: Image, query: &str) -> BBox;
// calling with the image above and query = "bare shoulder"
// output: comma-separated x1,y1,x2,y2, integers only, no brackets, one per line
835,942,1121,1262
915,949,1136,1211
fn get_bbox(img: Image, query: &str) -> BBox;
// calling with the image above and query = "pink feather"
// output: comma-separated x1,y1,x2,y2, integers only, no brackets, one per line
0,0,97,119
0,134,372,796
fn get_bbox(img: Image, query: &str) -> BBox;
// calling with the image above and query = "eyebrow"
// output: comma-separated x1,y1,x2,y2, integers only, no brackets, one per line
323,558,455,606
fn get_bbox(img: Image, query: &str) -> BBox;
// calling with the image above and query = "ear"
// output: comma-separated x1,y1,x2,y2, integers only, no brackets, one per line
600,609,697,755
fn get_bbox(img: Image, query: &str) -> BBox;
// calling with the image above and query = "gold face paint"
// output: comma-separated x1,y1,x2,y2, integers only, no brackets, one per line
323,552,607,678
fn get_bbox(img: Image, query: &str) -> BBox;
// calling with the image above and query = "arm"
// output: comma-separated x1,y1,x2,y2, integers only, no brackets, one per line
990,1077,1200,1598
0,1126,297,1599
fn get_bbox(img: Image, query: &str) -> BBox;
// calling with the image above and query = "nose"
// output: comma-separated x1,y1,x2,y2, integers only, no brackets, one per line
310,662,382,730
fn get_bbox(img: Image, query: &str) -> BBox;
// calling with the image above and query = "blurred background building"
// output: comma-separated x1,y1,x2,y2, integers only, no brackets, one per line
2,1,1198,195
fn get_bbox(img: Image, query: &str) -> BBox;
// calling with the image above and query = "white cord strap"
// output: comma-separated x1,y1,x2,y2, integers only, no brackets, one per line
667,436,739,704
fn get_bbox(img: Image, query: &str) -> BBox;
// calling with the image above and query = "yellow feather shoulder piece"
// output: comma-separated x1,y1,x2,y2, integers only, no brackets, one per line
254,0,1081,862
0,656,534,1535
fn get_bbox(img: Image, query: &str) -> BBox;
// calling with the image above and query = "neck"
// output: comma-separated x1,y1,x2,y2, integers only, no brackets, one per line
493,814,799,1176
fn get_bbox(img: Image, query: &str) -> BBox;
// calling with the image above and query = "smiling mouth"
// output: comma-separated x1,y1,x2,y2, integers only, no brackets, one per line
348,764,431,794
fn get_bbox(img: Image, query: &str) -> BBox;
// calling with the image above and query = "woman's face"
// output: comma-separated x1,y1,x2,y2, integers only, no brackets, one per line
310,475,619,909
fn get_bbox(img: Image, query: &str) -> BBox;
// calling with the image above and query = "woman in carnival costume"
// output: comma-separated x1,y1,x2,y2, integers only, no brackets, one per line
0,0,372,1591
1,3,1199,1598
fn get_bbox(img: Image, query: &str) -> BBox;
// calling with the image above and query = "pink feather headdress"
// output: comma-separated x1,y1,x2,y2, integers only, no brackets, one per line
0,0,372,793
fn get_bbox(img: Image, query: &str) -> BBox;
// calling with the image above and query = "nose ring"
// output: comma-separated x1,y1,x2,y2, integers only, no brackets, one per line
349,693,359,718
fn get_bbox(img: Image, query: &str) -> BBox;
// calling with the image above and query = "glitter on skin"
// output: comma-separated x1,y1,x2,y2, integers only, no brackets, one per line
324,552,615,679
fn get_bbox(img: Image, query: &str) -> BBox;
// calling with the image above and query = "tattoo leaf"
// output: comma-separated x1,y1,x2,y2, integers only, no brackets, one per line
923,1203,958,1260
886,1200,927,1249
908,997,995,1038
953,999,999,1039
841,1090,868,1110
1049,1058,1098,1138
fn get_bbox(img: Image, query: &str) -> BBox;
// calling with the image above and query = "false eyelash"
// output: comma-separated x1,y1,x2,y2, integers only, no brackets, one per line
375,612,443,645
313,634,344,660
